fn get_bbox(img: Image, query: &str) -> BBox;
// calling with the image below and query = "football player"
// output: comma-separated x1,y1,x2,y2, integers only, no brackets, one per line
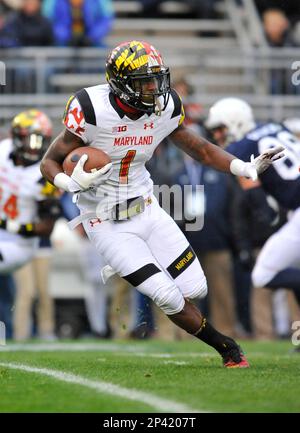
0,109,61,274
41,40,283,367
206,97,300,306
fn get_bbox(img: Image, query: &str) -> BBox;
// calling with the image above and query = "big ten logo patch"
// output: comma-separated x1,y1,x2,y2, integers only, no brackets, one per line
112,125,128,133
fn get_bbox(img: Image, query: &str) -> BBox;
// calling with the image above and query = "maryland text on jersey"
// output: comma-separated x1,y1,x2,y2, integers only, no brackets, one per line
62,84,185,214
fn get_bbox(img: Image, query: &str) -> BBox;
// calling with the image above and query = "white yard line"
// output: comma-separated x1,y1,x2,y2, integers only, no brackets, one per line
0,342,136,352
0,342,214,358
134,352,214,358
0,362,203,413
162,361,189,365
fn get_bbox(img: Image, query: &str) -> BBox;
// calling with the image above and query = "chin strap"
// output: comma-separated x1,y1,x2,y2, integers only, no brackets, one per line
117,95,161,116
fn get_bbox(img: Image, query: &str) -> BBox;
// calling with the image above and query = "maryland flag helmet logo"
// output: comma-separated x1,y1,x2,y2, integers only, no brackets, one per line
11,110,52,166
106,40,171,115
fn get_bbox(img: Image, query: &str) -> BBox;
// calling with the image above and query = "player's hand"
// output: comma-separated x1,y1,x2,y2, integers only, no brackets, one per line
252,145,285,174
242,145,285,181
71,154,113,190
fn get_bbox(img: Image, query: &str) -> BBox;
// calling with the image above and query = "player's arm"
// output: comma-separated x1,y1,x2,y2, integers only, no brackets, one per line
0,214,57,238
170,124,235,171
41,129,113,193
170,124,285,180
18,198,61,237
40,128,84,187
30,218,55,237
41,93,113,193
32,198,62,237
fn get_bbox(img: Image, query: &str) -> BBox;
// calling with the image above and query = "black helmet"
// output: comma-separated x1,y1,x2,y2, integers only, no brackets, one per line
106,40,171,115
11,109,52,166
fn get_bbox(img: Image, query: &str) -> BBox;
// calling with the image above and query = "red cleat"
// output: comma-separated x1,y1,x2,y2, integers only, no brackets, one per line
222,346,250,368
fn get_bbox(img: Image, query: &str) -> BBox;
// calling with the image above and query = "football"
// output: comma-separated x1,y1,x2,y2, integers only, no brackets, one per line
62,146,111,176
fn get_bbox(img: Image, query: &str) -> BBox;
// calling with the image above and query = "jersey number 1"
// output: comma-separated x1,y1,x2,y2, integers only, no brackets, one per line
119,150,136,184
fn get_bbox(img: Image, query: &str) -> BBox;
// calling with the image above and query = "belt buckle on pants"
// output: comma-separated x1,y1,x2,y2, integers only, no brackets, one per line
112,196,148,221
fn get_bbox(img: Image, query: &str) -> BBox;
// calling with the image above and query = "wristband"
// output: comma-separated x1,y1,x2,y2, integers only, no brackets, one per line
53,172,81,192
229,159,247,177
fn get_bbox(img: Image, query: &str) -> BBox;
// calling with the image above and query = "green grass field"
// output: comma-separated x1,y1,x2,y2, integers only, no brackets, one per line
0,339,299,413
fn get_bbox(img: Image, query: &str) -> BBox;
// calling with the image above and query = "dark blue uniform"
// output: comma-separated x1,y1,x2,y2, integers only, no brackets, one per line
228,122,300,304
227,123,300,210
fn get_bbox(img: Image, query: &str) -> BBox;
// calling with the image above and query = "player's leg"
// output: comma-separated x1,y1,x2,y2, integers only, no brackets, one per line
146,200,249,367
33,249,55,340
0,239,36,339
13,260,35,340
0,274,16,339
146,196,207,299
83,204,249,367
79,238,112,337
199,251,238,337
83,218,187,322
252,213,300,305
0,238,38,339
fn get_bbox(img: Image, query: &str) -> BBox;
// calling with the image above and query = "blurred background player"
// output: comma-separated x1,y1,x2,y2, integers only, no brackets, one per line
0,109,61,339
60,191,117,339
206,110,289,339
13,236,57,341
206,98,300,316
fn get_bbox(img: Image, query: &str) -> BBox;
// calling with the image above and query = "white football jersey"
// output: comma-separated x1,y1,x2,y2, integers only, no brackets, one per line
63,84,184,215
0,138,55,244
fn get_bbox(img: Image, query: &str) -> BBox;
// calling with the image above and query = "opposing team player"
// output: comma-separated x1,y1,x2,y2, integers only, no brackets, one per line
41,41,283,367
206,97,300,305
0,110,61,273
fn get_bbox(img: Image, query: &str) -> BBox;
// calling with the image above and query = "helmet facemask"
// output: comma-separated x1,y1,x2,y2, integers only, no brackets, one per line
124,68,170,114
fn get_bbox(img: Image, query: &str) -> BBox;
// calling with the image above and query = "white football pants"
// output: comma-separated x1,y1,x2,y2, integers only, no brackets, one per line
83,195,207,315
